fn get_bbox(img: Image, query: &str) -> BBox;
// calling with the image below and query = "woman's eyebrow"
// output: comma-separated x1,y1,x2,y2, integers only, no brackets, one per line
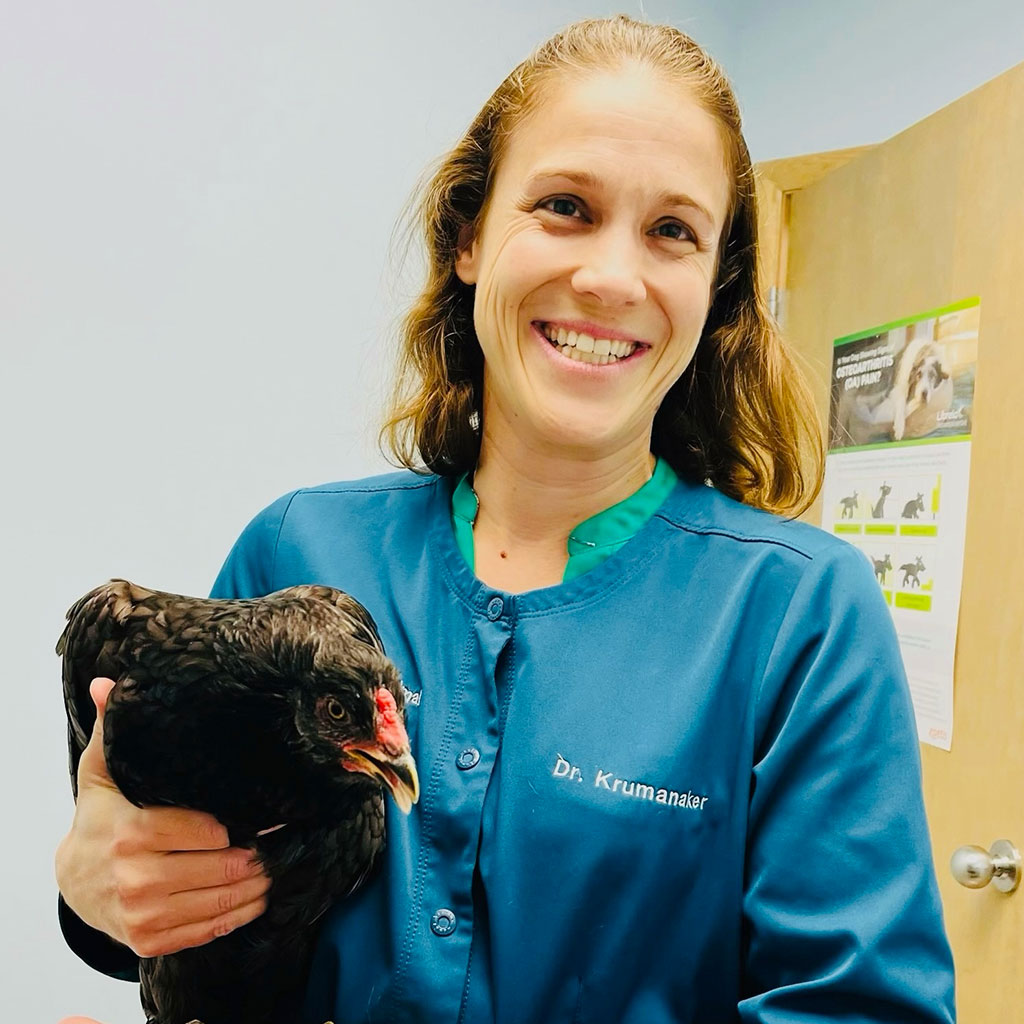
524,168,716,227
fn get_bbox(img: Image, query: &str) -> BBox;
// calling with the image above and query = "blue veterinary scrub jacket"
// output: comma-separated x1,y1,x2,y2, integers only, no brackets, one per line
208,469,954,1023
59,467,956,1022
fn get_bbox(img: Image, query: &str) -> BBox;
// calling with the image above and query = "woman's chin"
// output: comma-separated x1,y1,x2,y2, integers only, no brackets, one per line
486,381,645,457
529,414,629,456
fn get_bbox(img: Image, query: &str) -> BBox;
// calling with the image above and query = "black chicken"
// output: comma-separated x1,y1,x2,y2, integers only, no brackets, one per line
57,579,420,1024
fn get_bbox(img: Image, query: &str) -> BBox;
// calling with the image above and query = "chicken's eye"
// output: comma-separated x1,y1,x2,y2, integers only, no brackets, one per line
326,698,346,721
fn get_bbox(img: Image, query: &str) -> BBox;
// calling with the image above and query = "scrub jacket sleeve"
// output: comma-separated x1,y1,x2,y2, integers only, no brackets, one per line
208,490,298,601
57,894,138,982
739,543,955,1022
56,494,294,979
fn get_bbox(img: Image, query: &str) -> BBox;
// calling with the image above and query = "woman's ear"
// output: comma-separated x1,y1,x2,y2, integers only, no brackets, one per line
454,223,479,285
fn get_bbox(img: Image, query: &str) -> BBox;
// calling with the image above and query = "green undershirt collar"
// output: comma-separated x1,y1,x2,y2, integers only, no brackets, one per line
451,456,678,583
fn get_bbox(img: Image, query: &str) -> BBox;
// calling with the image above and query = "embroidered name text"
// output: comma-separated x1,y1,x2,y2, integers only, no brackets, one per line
594,768,707,810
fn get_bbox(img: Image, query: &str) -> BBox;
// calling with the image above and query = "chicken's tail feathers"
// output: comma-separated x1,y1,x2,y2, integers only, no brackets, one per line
56,578,157,651
57,579,156,798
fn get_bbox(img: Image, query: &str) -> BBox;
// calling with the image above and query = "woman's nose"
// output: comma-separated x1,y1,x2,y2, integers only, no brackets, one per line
570,231,647,307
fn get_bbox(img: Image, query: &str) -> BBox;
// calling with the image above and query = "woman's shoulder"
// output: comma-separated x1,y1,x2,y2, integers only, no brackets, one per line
660,474,856,565
258,468,443,522
282,467,440,503
294,467,441,497
210,469,448,599
230,469,440,538
657,475,875,601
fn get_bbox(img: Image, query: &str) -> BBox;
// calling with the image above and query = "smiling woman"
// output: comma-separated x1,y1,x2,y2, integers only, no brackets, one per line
55,14,955,1024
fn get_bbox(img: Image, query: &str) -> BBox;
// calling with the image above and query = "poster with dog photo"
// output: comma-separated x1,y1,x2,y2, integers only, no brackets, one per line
820,298,980,751
828,297,978,449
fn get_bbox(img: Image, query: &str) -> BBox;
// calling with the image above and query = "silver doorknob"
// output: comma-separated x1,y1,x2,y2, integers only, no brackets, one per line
950,840,1021,893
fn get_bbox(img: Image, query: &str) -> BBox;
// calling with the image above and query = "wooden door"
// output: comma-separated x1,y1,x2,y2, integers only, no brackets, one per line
755,61,1024,1022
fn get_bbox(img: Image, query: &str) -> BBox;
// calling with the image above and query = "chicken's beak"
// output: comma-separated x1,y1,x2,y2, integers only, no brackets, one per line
342,744,420,814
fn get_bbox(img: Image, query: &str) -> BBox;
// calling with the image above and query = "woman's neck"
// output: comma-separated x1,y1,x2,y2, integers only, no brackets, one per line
470,424,655,578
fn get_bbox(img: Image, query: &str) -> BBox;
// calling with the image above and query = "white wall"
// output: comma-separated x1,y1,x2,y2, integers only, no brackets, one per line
4,1,1021,1020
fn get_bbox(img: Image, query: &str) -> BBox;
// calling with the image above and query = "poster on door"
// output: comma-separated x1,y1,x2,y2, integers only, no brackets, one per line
819,297,980,750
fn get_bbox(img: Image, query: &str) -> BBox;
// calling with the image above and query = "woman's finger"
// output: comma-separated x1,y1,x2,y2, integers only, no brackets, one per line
159,845,266,889
144,870,271,933
128,892,269,958
142,805,232,852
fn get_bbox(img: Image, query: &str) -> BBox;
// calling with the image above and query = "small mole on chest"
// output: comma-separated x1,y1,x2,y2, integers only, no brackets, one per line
500,551,507,559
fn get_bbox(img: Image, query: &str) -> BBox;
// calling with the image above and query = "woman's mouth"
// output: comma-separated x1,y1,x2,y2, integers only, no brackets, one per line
532,322,646,367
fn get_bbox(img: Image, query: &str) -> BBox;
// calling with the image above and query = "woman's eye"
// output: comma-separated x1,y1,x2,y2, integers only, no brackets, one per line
540,196,583,218
326,699,346,720
540,198,695,245
653,220,696,243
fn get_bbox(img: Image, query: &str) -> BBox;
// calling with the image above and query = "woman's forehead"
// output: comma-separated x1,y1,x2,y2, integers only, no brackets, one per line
497,67,731,226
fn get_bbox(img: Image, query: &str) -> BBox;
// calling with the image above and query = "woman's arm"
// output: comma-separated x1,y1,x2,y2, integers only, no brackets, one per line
739,543,955,1023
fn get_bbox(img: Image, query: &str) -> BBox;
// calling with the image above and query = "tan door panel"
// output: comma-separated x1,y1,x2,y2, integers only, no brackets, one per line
756,61,1024,1022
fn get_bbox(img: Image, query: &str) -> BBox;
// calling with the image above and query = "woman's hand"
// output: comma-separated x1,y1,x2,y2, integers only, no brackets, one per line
54,678,271,958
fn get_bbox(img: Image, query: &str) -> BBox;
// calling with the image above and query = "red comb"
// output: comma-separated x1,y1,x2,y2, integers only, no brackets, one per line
375,687,407,753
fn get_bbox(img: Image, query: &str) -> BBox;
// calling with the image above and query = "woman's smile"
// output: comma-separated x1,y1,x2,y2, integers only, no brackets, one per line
531,321,649,373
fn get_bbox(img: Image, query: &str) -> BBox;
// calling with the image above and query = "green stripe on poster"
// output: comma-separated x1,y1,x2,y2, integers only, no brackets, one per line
900,524,938,537
833,297,980,346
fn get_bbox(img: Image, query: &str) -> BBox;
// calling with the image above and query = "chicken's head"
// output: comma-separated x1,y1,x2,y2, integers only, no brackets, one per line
291,652,419,814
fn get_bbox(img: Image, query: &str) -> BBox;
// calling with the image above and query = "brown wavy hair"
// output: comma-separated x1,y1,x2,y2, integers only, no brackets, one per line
379,14,823,517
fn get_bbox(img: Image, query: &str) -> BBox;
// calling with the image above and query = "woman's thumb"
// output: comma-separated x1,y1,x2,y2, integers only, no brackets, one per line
78,677,116,785
89,676,115,724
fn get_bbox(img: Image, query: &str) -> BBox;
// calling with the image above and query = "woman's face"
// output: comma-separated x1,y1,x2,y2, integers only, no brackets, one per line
455,63,732,459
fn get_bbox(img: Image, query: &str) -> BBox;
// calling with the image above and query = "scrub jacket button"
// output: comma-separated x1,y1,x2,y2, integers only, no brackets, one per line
456,747,480,770
430,908,457,937
486,596,504,620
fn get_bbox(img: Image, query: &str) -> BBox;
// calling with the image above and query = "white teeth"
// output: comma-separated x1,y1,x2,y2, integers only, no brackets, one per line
540,323,639,363
558,343,615,366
